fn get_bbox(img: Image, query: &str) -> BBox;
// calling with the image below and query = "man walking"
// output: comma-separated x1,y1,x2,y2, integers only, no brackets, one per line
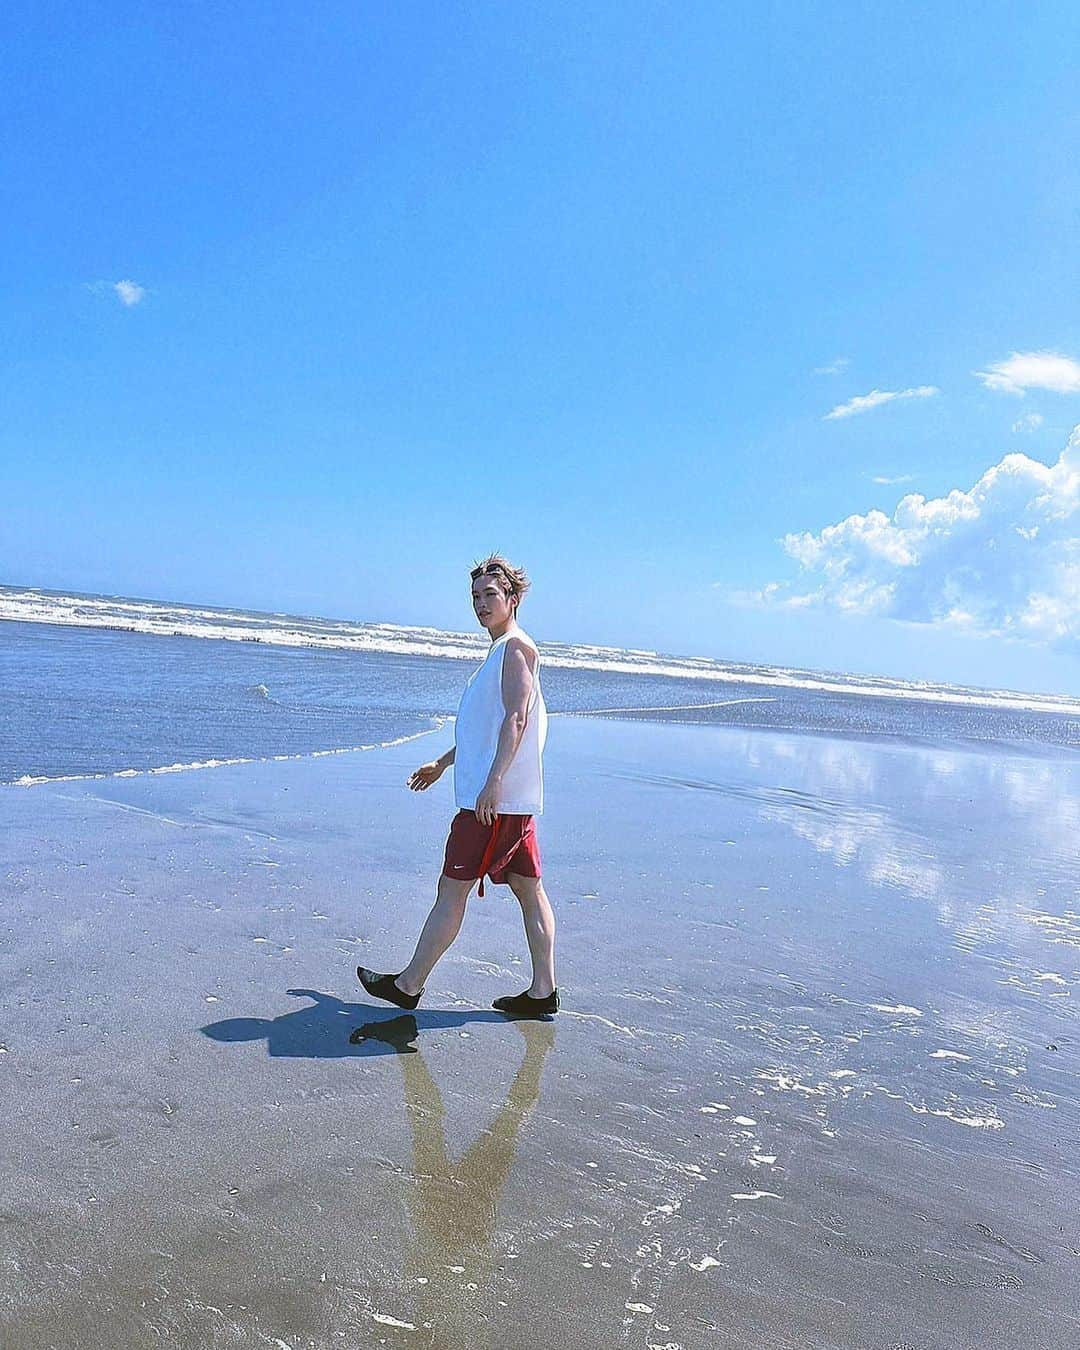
357,555,558,1017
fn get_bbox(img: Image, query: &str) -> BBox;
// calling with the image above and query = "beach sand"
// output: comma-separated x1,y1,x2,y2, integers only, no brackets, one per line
1,718,1078,1349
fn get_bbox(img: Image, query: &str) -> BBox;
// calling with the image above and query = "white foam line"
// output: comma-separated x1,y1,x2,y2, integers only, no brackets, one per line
754,1070,828,1097
911,1104,1004,1130
875,1086,1004,1129
370,1312,415,1329
560,1010,638,1038
4,724,444,789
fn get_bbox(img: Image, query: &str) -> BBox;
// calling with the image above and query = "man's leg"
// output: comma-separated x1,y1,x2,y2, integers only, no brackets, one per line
396,873,475,997
505,873,557,998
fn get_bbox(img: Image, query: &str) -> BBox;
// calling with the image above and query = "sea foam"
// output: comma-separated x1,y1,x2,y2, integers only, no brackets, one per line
3,585,1078,717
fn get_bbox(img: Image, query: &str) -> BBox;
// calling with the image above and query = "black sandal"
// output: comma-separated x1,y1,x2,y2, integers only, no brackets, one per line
492,989,559,1017
356,967,422,1011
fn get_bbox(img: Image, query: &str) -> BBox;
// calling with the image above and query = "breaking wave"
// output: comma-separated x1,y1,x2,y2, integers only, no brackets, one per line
3,584,1079,717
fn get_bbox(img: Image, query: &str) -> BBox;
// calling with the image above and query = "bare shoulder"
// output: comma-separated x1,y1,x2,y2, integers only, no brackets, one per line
503,636,538,671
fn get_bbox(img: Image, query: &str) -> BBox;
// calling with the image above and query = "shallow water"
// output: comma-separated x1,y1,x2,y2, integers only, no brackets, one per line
2,614,1078,787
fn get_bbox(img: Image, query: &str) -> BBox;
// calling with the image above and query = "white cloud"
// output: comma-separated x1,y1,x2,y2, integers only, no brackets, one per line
766,427,1080,648
728,581,816,610
814,357,849,375
976,351,1080,396
871,473,916,485
824,386,939,421
1012,412,1044,434
113,279,146,307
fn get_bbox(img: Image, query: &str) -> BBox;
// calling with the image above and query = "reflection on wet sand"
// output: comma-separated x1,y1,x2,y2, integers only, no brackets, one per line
203,995,555,1344
628,729,1079,958
350,1013,555,1347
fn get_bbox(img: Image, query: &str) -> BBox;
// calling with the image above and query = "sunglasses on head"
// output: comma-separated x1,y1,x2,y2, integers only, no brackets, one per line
470,563,513,584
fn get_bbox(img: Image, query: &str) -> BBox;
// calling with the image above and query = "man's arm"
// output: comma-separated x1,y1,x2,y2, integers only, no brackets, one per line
475,640,535,825
407,744,455,791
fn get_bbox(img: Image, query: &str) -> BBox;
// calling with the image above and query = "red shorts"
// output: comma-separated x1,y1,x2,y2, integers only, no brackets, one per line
442,810,541,893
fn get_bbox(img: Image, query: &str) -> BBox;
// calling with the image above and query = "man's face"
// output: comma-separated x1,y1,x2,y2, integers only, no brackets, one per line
471,574,515,630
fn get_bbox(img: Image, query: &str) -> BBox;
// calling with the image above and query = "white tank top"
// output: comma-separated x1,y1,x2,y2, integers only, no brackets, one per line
454,628,547,815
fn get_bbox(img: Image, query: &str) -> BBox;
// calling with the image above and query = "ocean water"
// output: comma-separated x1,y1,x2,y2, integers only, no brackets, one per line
1,585,1078,786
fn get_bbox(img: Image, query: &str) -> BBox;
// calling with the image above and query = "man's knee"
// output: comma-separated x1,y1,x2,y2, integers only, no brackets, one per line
437,874,475,906
507,872,542,905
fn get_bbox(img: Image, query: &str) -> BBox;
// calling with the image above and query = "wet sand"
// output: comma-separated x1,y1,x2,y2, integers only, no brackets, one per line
1,718,1078,1349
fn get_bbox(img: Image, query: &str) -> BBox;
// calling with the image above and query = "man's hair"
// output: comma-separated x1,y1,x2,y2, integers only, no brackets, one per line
470,554,531,608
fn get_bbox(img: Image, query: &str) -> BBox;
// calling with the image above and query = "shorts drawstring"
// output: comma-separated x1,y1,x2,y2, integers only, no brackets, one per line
476,815,500,897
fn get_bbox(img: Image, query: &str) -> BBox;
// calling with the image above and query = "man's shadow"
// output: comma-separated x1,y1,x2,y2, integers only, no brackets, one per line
201,988,513,1058
202,987,555,1347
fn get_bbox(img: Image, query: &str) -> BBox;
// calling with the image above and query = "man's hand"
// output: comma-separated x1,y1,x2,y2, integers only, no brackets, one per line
407,760,446,791
475,777,501,826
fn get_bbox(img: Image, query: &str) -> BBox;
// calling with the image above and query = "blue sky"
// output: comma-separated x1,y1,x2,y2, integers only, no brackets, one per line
3,1,1080,693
